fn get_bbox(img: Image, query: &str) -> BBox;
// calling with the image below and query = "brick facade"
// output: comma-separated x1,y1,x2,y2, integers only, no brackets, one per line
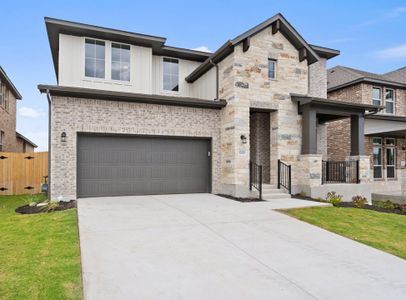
49,96,221,200
250,112,270,183
0,85,20,152
327,82,406,191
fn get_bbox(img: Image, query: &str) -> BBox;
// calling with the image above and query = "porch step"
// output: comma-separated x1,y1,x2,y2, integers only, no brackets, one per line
262,192,291,199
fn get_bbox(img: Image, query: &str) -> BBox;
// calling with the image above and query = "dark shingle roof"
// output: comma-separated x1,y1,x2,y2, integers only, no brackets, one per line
327,65,406,91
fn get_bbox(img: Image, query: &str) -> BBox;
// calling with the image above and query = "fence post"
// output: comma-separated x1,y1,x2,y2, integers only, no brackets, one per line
356,160,360,183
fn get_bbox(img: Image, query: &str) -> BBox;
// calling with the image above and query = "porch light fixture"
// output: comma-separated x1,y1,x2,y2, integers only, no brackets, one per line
61,132,67,143
240,134,247,144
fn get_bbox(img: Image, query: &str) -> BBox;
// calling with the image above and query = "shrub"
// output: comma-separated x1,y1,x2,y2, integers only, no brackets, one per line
374,200,396,210
326,191,343,206
352,195,368,208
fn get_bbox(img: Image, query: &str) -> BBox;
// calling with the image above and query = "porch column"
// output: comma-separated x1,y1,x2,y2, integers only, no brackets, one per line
301,104,317,154
350,114,365,156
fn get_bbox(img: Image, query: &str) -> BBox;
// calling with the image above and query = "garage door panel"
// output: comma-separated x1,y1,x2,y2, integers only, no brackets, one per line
77,135,210,197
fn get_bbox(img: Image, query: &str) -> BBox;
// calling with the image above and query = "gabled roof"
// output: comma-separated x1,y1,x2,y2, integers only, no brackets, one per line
186,13,339,83
328,66,406,92
16,132,37,148
0,66,22,100
44,17,212,80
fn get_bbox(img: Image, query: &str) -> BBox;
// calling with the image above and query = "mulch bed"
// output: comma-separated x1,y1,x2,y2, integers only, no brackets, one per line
216,194,265,203
15,200,77,214
292,194,406,216
336,202,406,216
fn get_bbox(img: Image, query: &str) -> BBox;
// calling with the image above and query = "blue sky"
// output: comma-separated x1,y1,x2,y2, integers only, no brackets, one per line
1,0,406,151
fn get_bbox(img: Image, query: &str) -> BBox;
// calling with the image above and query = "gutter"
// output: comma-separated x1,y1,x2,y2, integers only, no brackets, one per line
46,89,52,200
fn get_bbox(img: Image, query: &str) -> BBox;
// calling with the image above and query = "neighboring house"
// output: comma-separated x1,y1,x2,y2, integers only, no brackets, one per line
0,66,37,152
39,13,380,201
327,66,406,194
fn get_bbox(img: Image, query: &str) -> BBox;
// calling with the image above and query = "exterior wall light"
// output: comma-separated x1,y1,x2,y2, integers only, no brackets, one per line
61,132,67,143
240,134,247,144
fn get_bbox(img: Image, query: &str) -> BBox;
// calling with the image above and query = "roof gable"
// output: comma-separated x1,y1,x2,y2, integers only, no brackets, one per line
186,13,338,83
0,66,22,100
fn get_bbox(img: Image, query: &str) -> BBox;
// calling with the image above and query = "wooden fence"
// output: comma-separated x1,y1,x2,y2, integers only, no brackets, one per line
0,151,48,195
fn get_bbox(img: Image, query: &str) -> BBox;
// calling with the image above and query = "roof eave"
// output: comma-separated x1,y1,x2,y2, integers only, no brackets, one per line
0,66,22,100
328,77,406,93
38,84,227,109
309,44,340,59
16,132,38,148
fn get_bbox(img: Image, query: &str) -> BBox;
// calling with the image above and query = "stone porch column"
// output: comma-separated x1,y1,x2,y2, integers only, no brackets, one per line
348,155,371,184
295,154,322,196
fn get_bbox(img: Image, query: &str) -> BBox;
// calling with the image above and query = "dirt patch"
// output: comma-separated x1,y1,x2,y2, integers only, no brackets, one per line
15,200,77,214
216,194,265,203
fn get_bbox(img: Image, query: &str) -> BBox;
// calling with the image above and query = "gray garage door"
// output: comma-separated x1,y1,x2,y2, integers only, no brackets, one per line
77,134,211,197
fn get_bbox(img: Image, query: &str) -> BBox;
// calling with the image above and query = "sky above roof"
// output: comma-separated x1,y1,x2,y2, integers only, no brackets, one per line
1,0,405,151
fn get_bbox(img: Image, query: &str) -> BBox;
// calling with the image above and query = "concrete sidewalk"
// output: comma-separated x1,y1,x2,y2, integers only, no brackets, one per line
78,194,406,300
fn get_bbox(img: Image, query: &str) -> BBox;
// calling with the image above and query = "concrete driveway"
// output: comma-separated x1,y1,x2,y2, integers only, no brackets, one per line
77,194,406,300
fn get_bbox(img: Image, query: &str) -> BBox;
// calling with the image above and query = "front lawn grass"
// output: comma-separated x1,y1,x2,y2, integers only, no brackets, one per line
283,206,406,260
0,194,82,300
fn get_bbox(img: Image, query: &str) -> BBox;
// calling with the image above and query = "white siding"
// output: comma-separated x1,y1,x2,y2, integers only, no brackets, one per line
58,33,216,100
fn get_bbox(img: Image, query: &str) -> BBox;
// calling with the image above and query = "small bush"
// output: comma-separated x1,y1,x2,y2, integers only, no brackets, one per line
374,200,396,210
352,195,368,208
326,191,343,206
40,201,60,213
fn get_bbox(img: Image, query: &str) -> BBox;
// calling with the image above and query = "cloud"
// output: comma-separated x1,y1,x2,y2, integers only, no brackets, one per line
18,107,46,118
376,44,406,60
358,6,406,27
192,46,211,53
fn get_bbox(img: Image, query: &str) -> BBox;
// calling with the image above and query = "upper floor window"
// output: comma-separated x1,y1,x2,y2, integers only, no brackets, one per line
0,78,4,107
0,131,4,152
268,59,276,80
85,39,105,79
372,87,381,106
111,43,130,81
385,89,394,114
163,58,179,92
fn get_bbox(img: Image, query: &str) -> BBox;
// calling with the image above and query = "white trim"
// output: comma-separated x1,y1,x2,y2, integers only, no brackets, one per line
384,88,395,115
268,59,277,80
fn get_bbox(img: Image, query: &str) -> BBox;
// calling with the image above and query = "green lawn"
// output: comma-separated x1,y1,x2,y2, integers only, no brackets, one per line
0,195,82,300
284,206,406,260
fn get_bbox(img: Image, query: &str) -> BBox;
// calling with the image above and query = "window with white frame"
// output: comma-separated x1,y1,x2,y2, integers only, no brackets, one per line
385,138,396,178
111,43,130,81
0,78,4,107
373,137,382,179
163,58,179,92
372,87,381,106
385,89,394,114
268,59,276,80
85,39,105,79
0,131,4,152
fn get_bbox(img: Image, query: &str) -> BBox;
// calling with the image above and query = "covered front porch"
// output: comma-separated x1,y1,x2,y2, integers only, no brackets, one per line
291,94,382,201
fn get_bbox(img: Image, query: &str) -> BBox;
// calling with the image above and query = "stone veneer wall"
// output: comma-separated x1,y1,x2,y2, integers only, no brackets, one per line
49,96,221,200
309,58,327,98
218,27,308,196
250,112,270,183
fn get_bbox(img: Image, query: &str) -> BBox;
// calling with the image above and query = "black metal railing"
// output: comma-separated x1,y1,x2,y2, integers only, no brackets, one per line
322,160,360,184
249,161,263,200
278,159,291,194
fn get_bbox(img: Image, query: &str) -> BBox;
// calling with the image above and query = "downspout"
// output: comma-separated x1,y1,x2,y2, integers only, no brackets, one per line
46,89,52,200
208,59,219,100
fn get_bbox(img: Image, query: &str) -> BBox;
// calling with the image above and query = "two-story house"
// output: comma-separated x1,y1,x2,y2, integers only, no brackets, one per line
0,66,37,152
327,66,406,194
39,14,380,201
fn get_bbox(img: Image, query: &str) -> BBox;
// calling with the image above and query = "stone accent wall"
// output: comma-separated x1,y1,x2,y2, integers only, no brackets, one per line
250,112,270,183
309,58,327,98
218,27,308,195
0,86,21,152
50,96,221,200
295,154,322,195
